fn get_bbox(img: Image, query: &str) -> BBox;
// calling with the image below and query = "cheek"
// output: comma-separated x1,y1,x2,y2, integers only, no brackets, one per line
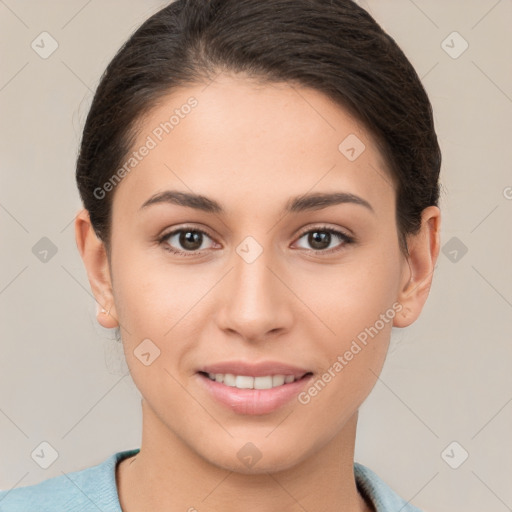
296,250,401,342
292,249,401,412
296,259,400,418
111,251,213,394
112,247,208,336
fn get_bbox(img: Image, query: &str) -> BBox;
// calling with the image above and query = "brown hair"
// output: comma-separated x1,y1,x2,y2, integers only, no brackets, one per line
76,0,441,258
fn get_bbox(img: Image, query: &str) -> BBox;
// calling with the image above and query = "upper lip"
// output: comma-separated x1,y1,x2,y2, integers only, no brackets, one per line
198,361,312,379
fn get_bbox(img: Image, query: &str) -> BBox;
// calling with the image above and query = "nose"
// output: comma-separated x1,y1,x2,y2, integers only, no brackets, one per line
215,243,294,343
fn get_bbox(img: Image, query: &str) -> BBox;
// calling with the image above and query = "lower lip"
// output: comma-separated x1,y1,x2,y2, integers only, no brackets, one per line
196,372,313,415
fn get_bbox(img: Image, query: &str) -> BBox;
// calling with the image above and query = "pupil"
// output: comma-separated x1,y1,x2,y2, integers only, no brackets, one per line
180,231,202,250
309,231,330,250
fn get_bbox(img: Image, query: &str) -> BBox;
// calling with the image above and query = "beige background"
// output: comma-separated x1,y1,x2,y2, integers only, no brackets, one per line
1,1,511,510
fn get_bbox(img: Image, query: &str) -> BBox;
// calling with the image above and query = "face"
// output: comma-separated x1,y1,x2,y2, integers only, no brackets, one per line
82,73,434,474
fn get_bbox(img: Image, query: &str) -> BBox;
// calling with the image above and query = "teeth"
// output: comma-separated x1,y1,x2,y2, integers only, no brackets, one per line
206,373,300,389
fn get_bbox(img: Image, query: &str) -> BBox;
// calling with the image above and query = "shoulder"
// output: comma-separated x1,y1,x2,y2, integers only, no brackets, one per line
0,448,139,512
354,462,424,512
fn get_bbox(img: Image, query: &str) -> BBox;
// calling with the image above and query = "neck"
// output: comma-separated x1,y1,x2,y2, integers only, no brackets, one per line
116,400,373,512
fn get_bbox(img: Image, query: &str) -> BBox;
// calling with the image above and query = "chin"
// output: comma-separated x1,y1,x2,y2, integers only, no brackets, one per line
200,437,308,475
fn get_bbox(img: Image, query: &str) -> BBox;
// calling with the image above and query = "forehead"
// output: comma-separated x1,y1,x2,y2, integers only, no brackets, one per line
111,73,395,218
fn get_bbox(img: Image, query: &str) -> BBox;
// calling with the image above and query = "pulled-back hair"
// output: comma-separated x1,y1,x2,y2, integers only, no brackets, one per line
76,0,441,258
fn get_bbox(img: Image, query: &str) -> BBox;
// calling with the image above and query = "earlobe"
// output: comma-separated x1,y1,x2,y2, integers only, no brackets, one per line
393,206,441,328
74,208,119,329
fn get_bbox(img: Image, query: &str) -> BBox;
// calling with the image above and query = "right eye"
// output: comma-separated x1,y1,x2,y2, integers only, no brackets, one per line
158,227,217,256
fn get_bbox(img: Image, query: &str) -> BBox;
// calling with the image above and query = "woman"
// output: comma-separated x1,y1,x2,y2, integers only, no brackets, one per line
0,0,441,510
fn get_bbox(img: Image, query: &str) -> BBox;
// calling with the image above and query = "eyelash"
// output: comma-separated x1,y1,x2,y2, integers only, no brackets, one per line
157,225,355,257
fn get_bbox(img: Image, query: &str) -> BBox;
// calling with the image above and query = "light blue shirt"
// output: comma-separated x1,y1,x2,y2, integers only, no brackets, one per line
0,448,423,511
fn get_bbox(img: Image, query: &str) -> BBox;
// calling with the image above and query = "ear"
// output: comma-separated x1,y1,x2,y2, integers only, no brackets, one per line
393,205,441,328
74,208,119,328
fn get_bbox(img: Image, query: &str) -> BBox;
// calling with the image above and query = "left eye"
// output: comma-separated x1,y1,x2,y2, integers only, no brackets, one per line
294,227,353,253
159,228,214,255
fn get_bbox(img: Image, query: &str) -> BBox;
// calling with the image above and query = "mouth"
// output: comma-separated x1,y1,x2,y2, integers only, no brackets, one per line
196,371,314,415
198,371,313,390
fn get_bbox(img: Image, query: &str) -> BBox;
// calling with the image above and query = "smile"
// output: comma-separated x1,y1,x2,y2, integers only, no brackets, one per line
197,371,314,415
204,372,307,389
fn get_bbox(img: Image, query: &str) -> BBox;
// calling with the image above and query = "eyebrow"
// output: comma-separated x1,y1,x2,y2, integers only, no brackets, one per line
139,190,375,215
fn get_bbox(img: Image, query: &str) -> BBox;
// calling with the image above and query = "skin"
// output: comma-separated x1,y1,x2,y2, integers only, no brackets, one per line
75,73,440,512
